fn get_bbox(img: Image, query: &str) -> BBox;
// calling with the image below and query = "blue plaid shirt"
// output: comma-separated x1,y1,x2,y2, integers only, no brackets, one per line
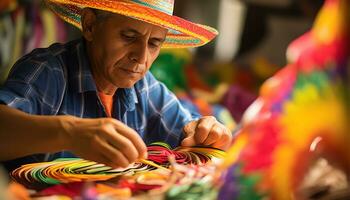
0,38,199,171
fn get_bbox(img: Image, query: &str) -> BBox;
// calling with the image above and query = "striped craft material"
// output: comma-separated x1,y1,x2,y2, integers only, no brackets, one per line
11,143,226,190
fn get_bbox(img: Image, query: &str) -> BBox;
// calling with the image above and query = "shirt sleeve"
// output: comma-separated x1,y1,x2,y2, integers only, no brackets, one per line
0,54,65,115
144,72,201,148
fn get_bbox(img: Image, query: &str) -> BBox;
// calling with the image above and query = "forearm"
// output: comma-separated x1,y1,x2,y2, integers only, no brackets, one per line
0,105,70,161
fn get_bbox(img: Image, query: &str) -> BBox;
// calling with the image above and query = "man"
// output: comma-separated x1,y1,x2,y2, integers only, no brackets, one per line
0,0,232,171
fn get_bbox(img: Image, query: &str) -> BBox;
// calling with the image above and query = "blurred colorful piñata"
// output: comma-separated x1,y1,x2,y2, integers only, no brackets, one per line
219,0,350,199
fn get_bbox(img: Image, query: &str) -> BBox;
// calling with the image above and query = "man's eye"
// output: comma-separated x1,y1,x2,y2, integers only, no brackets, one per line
149,41,161,48
122,34,136,41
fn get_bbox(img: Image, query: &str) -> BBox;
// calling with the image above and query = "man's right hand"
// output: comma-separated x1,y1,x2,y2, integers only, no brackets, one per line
60,116,147,168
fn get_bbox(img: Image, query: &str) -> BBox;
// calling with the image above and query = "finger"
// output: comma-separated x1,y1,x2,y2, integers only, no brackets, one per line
181,135,197,147
88,154,109,165
96,118,147,159
183,120,197,137
95,153,129,169
106,150,130,168
98,124,139,163
92,135,131,168
79,152,117,168
195,116,217,144
109,119,147,158
212,126,232,150
202,124,222,146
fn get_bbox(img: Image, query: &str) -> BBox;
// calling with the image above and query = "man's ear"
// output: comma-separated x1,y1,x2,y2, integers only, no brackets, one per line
81,8,97,42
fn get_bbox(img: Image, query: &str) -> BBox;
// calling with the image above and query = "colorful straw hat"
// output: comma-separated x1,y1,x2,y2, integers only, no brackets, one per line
45,0,219,48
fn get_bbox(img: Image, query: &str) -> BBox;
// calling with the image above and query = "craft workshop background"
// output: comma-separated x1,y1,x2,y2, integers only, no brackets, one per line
1,0,349,200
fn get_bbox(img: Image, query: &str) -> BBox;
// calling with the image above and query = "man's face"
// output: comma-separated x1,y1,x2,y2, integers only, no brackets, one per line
84,10,168,89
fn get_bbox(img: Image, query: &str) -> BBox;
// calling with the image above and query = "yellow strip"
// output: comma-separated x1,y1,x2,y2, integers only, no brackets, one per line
138,159,170,171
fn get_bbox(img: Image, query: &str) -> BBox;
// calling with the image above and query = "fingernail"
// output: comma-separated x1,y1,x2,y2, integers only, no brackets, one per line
142,152,148,159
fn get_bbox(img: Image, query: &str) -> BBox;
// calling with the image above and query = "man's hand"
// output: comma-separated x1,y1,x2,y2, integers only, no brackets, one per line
181,116,232,150
0,105,147,166
61,116,147,168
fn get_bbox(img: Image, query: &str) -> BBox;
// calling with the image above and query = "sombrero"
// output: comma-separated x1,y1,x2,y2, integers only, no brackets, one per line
45,0,219,48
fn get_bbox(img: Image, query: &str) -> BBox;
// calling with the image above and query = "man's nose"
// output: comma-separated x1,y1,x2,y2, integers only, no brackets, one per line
129,42,148,65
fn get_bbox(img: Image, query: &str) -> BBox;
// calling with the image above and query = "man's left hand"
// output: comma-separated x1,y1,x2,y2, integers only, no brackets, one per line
181,116,232,150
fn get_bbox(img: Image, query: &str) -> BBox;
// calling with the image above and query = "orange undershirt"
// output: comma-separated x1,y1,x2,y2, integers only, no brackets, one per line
98,92,114,117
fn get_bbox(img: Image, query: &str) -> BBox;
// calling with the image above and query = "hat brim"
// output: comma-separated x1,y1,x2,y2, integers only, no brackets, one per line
45,0,218,48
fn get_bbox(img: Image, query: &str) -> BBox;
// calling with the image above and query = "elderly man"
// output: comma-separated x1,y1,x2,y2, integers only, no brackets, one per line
0,0,232,171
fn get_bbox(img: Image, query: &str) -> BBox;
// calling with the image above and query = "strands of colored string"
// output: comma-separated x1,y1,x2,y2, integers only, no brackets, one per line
11,143,226,189
11,158,150,189
147,142,226,166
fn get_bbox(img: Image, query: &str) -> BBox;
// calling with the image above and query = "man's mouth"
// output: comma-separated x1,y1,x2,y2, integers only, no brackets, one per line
119,68,141,74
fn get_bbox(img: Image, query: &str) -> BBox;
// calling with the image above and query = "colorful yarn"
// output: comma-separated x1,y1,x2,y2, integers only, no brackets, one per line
147,142,226,166
44,0,218,48
36,164,216,199
219,0,350,199
11,143,225,192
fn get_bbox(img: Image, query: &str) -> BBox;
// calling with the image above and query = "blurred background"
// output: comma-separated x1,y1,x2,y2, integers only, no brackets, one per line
0,0,324,125
2,2,350,200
